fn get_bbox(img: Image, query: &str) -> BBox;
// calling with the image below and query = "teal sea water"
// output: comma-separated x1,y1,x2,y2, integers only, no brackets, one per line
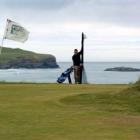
0,62,140,84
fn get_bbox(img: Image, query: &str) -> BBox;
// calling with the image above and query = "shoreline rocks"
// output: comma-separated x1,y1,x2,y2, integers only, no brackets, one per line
105,66,140,72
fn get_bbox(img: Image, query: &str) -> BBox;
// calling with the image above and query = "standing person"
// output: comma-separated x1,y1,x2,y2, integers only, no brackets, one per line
72,47,83,84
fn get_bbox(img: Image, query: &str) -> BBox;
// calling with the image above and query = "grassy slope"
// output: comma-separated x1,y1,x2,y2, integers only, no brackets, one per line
0,47,56,64
0,84,140,140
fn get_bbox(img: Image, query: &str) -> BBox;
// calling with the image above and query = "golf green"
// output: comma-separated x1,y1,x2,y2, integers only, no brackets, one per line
0,84,140,140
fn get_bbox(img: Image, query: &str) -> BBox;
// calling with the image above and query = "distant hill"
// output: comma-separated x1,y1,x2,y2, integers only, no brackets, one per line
0,47,59,69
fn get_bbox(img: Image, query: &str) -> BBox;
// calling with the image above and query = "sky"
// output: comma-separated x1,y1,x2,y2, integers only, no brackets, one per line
0,0,140,62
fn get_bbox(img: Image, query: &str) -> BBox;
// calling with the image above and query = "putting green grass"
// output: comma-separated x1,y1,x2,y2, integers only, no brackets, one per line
0,83,140,140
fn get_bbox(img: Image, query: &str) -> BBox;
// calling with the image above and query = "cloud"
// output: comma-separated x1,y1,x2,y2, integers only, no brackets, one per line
61,0,140,27
2,0,75,10
1,0,140,27
0,0,140,61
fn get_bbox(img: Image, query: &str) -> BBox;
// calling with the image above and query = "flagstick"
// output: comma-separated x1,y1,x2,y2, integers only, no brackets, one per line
0,19,8,55
0,37,5,55
80,32,84,84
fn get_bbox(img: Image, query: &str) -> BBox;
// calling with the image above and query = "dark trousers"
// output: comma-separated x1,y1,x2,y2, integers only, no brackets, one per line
74,66,82,84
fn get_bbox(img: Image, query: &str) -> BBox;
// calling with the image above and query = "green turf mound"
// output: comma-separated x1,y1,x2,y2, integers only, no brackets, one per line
131,79,140,91
61,93,97,105
60,83,140,113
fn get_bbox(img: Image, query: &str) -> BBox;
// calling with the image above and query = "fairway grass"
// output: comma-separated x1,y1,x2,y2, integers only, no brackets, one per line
0,84,140,140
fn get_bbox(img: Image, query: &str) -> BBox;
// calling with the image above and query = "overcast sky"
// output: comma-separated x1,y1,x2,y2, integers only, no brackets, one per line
0,0,140,61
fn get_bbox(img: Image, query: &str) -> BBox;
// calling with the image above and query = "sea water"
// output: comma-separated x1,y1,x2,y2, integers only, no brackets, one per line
0,62,140,84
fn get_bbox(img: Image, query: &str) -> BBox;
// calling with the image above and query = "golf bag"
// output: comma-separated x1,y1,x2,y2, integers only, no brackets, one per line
57,67,73,83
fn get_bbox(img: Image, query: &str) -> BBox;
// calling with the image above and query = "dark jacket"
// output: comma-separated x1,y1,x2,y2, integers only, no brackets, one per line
72,48,83,66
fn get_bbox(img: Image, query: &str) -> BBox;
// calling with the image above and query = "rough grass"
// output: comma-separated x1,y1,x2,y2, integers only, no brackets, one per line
0,83,140,140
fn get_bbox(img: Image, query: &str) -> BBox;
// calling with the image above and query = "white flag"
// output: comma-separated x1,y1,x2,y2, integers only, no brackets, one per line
4,19,29,43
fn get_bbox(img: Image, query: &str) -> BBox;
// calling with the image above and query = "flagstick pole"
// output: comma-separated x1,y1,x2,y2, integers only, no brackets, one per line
80,32,84,84
0,19,8,55
0,37,5,55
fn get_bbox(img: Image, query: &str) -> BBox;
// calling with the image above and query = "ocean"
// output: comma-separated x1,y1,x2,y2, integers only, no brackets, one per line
0,62,140,84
